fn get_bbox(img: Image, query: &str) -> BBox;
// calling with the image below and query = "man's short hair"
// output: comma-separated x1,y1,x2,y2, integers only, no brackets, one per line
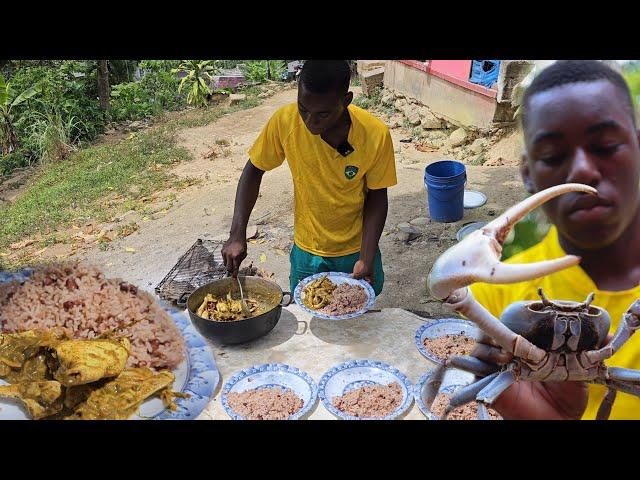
521,60,636,129
299,60,351,95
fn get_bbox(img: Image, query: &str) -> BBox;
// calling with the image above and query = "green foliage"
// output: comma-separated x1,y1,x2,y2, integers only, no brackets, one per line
244,60,286,83
8,61,105,145
108,60,139,84
0,150,29,174
172,60,217,107
110,82,153,121
352,85,382,110
0,125,191,248
623,63,640,110
0,73,42,154
26,108,85,163
501,212,550,260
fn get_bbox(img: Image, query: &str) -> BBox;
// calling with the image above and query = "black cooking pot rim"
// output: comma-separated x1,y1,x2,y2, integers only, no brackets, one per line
187,277,284,324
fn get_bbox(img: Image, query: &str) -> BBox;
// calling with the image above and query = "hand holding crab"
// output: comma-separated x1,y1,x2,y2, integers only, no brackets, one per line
427,184,640,420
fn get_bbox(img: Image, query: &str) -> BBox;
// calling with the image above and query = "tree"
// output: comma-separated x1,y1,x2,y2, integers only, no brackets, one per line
172,60,217,107
0,73,41,154
97,60,110,111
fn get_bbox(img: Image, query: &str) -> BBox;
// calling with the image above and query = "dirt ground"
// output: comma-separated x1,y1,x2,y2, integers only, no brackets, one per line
4,87,527,315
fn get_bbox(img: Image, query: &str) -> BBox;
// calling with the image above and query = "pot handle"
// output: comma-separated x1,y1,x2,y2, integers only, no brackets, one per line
176,292,190,309
280,291,293,307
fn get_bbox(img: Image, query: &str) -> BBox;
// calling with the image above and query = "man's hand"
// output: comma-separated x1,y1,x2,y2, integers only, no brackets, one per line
222,237,247,278
352,259,374,285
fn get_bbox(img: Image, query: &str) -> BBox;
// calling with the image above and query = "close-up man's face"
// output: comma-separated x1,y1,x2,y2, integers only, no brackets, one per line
521,80,640,249
297,83,351,135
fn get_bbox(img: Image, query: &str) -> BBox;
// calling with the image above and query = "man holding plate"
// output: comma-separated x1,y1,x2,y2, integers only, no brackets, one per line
222,60,397,296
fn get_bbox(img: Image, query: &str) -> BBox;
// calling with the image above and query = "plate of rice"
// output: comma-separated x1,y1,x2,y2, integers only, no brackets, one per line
415,318,482,365
0,263,219,420
221,363,318,420
294,272,376,321
318,359,413,420
414,369,501,420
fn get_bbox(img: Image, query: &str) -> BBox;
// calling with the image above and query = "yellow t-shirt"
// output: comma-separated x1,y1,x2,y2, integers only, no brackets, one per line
248,103,397,257
470,226,640,420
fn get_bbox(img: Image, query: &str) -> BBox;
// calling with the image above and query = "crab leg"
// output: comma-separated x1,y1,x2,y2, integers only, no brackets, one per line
585,299,640,364
448,355,499,377
607,367,640,383
475,370,516,405
476,402,493,420
427,183,597,301
596,388,617,420
447,288,547,362
447,372,499,412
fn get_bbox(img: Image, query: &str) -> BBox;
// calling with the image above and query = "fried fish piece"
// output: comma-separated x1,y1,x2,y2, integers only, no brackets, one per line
46,337,130,387
65,368,176,420
0,381,64,419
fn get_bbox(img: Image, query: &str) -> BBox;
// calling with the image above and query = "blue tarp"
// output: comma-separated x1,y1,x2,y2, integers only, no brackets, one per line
469,60,501,88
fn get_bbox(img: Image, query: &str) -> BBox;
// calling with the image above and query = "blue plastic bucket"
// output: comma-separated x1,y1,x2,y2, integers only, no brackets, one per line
424,160,467,222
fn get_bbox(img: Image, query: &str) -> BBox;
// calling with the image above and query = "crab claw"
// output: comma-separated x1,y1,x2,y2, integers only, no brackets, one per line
427,183,597,301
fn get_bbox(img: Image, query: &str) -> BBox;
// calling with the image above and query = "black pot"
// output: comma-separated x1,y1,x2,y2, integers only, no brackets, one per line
181,276,292,345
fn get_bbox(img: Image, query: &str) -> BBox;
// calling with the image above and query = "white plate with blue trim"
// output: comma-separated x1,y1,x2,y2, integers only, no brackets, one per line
415,318,482,365
221,363,318,420
294,271,376,321
414,368,499,420
0,269,219,420
318,359,413,420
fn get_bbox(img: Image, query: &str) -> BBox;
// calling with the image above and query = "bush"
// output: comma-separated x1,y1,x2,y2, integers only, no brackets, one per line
0,151,29,175
244,60,286,83
110,82,153,121
9,61,105,148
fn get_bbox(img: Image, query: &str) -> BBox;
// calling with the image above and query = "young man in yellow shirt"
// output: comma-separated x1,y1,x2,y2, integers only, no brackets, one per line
468,60,640,419
222,60,397,295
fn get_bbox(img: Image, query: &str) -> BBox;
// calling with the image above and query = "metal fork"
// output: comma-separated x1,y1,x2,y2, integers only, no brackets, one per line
236,277,251,317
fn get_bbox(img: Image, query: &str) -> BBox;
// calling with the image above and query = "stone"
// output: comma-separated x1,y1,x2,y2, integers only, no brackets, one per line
258,92,269,98
394,98,407,111
381,90,394,106
469,154,486,166
360,68,385,96
407,112,421,126
388,116,403,129
470,138,486,154
448,128,468,148
395,232,411,242
229,94,246,105
410,217,429,226
396,224,422,241
419,108,444,129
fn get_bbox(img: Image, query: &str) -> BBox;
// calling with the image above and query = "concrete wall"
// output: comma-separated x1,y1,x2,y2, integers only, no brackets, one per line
384,60,498,129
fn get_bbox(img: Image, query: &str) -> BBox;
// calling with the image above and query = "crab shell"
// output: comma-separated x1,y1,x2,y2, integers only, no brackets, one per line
500,298,610,352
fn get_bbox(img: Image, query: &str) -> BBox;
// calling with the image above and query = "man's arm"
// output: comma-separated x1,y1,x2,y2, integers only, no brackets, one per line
222,160,265,277
353,188,388,283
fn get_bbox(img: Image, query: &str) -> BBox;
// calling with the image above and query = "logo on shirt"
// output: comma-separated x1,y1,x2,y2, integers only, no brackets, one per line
344,165,358,180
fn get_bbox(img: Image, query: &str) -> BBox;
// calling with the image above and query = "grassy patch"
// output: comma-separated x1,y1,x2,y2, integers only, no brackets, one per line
0,88,263,251
0,126,190,248
172,96,262,129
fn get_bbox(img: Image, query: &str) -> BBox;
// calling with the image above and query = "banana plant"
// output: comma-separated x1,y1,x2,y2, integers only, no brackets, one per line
0,74,41,154
171,60,217,107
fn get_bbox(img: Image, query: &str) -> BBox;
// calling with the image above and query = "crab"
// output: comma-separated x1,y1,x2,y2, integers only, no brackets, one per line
427,183,640,420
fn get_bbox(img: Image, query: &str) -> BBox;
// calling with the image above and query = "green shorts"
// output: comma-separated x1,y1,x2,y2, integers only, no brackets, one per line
289,244,384,296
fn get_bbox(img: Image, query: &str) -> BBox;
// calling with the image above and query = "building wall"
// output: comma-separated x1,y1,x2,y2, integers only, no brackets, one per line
384,60,498,129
